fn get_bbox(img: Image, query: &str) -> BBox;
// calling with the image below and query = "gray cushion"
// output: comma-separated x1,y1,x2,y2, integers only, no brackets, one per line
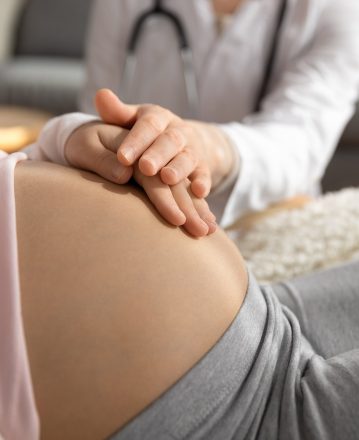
14,0,93,58
341,101,359,146
0,57,85,114
323,149,359,192
323,99,359,191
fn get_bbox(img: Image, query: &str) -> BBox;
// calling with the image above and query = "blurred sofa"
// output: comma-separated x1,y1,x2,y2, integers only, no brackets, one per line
323,104,359,191
0,0,92,115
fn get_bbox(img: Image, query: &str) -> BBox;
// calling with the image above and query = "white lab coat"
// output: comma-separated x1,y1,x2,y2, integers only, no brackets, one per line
28,0,359,227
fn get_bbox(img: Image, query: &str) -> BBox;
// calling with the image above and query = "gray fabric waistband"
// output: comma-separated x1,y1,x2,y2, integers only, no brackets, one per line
109,272,276,440
109,266,359,440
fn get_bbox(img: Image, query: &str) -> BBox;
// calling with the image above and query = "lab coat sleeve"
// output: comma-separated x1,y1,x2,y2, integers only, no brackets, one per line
24,113,100,164
218,0,359,228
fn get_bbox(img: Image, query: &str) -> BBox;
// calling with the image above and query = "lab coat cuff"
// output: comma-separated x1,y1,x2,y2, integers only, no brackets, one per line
55,113,101,165
216,123,258,229
210,124,241,197
36,113,100,166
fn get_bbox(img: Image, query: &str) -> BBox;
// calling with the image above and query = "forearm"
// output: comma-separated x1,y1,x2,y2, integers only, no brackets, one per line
214,0,359,227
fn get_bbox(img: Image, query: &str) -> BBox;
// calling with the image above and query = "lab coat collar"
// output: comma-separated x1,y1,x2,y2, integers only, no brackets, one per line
165,0,267,75
167,0,265,44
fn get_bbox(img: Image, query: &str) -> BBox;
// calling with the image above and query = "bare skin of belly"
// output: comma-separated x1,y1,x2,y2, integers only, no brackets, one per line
15,161,248,440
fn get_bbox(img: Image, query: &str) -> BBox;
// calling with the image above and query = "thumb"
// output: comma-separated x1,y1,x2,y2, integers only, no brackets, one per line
95,88,138,128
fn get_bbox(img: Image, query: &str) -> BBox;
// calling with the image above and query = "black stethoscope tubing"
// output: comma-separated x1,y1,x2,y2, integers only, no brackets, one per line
122,0,199,117
254,0,288,112
128,0,189,52
122,0,288,115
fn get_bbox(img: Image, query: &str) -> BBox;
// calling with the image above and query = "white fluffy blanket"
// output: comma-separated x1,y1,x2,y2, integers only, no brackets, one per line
228,188,359,284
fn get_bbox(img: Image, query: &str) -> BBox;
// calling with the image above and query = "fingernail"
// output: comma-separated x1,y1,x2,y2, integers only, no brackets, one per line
207,221,217,234
205,218,217,227
205,214,216,223
112,165,126,180
174,211,186,226
140,157,157,175
163,166,178,183
120,147,134,164
166,167,177,179
200,219,210,232
178,212,186,225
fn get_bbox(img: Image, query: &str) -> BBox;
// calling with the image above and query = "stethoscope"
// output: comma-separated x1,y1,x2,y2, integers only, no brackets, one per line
121,0,288,117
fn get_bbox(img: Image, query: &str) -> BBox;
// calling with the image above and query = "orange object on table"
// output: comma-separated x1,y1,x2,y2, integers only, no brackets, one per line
0,106,52,153
226,195,312,232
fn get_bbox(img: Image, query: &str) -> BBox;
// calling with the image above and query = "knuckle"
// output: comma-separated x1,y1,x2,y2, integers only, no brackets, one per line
154,105,172,121
162,107,174,120
143,114,164,133
165,127,185,148
181,122,195,138
182,147,197,165
152,104,164,114
127,129,145,146
197,164,210,176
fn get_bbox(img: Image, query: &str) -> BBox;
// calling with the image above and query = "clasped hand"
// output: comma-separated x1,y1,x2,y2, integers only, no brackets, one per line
65,89,233,237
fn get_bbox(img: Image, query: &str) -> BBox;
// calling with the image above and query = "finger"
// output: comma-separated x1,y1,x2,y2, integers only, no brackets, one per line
97,125,129,154
90,147,133,184
136,171,186,226
192,197,217,235
190,165,212,198
171,182,210,237
138,126,186,176
73,139,133,184
160,148,198,185
95,88,138,128
117,107,172,166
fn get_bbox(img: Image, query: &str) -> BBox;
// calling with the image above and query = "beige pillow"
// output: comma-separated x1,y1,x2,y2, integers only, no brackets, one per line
229,189,359,284
0,0,25,60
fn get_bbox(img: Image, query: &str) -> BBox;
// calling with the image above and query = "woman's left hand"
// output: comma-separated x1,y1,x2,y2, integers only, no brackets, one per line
95,89,234,199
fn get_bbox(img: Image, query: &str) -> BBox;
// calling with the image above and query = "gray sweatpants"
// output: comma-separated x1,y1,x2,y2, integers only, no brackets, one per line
110,261,359,440
273,261,359,358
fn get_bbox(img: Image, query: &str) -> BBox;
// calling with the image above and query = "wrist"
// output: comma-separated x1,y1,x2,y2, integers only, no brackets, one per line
64,120,102,164
210,125,236,189
188,120,235,190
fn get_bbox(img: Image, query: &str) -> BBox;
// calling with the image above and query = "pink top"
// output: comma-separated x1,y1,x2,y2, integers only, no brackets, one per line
0,152,39,440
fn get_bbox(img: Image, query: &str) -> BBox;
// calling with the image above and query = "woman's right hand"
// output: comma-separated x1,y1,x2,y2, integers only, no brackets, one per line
65,122,217,237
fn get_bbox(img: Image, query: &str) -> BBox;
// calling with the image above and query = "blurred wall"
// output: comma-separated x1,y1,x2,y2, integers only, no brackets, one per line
0,0,24,60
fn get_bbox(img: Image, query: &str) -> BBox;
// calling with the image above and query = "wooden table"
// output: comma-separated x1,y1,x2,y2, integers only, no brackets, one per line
226,195,312,232
0,106,52,153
